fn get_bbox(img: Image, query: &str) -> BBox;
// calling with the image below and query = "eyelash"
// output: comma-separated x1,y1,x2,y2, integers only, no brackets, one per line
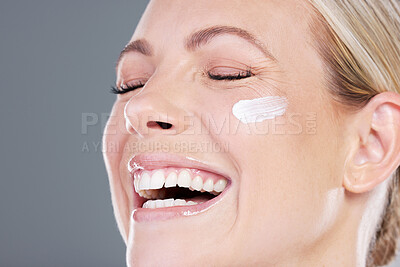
207,69,253,81
111,69,253,95
110,82,145,94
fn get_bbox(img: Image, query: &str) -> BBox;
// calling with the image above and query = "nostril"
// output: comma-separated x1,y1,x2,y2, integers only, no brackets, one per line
156,121,173,129
147,121,173,130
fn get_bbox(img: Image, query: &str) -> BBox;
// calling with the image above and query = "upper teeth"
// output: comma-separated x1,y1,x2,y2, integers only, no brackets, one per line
133,168,228,198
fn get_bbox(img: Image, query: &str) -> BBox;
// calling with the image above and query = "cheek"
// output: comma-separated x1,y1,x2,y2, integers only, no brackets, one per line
103,102,132,240
224,108,342,255
103,103,128,168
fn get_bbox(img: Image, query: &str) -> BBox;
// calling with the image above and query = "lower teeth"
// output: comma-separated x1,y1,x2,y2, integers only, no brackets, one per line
142,198,200,209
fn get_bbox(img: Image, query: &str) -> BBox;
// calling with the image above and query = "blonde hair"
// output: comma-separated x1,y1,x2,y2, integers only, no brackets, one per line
307,0,400,266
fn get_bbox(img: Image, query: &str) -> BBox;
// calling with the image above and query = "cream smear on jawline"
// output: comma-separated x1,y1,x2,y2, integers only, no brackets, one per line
232,96,288,123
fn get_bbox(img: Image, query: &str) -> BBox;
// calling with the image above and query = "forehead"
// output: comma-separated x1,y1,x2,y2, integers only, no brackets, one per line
131,0,312,50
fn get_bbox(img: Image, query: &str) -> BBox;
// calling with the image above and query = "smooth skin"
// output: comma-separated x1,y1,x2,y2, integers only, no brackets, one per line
103,0,400,266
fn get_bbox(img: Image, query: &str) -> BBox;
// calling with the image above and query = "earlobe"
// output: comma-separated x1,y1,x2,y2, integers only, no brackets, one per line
343,92,400,193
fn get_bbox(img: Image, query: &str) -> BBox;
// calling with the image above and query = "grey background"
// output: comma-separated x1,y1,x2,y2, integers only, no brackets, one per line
0,1,399,267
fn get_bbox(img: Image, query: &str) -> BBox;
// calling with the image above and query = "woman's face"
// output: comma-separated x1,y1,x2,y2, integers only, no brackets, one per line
104,0,346,265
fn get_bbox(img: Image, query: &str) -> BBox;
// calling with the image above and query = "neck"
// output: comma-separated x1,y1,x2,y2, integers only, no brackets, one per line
294,216,360,267
278,186,388,267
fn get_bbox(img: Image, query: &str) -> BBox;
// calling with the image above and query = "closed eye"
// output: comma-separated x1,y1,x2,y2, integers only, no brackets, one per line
207,68,253,81
111,68,253,94
110,83,145,94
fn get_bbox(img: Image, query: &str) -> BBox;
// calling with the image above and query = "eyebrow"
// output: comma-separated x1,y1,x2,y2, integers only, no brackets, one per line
116,25,276,68
117,39,153,65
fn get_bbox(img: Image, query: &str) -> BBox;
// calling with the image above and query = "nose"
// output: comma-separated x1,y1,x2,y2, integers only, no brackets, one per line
124,91,190,138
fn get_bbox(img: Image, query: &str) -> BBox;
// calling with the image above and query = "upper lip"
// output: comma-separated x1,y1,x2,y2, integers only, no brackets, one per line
128,152,232,181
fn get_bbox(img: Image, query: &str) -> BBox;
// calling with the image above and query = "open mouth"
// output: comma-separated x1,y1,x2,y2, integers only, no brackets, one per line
133,167,229,209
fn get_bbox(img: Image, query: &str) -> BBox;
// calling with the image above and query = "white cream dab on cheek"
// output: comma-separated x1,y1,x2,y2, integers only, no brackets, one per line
232,96,288,123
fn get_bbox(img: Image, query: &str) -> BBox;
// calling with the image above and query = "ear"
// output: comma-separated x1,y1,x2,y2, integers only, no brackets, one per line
344,92,400,193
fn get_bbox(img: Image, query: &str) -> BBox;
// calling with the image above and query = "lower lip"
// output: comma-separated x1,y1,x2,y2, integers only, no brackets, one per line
132,183,231,222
